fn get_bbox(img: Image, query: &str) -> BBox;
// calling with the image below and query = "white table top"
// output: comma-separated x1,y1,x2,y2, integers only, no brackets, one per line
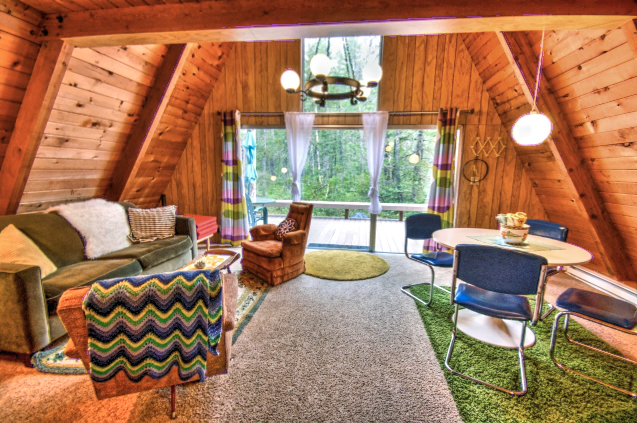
433,228,593,267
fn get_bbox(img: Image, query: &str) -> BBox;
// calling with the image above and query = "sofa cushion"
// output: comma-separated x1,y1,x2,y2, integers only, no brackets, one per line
241,240,282,258
43,259,142,310
0,213,85,268
128,205,177,243
98,235,193,269
0,224,58,278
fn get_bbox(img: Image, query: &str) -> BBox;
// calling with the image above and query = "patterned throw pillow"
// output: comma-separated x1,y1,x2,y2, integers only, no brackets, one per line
275,218,298,241
128,205,177,243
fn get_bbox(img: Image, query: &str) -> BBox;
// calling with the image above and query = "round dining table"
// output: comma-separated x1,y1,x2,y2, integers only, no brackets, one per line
432,227,593,349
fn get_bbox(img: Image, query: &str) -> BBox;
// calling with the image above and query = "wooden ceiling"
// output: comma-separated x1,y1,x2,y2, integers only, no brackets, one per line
1,0,636,284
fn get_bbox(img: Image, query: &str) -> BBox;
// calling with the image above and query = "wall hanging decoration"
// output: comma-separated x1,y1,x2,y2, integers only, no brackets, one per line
462,157,489,185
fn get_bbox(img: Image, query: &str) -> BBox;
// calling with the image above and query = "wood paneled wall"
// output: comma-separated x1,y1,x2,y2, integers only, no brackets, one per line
16,44,167,213
459,30,631,278
527,28,637,278
379,35,547,231
0,1,43,168
120,42,233,207
165,36,546,245
164,40,301,242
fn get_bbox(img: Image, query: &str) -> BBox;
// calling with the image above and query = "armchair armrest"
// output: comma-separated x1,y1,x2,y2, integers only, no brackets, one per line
281,230,308,267
0,263,51,354
250,224,277,241
282,230,307,246
175,216,197,259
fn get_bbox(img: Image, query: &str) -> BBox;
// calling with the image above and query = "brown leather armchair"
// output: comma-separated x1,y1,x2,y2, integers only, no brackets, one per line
241,202,313,286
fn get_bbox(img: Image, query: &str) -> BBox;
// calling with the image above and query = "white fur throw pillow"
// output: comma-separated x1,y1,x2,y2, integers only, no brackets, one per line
48,199,132,259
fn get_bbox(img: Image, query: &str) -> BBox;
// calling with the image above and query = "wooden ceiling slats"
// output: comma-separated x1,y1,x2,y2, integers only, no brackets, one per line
543,29,624,80
67,57,152,94
0,49,37,75
53,96,138,124
565,94,637,128
580,143,637,160
0,29,41,59
72,49,156,86
0,6,40,42
0,0,45,25
0,40,74,215
62,71,147,105
554,60,637,103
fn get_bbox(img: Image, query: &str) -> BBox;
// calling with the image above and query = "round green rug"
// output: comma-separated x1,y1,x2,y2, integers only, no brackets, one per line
304,250,390,281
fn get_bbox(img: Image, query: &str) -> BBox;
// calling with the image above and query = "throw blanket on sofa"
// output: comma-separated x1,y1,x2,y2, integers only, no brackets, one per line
82,270,223,383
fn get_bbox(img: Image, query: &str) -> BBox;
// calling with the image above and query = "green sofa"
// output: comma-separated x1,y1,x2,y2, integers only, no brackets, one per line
0,203,198,356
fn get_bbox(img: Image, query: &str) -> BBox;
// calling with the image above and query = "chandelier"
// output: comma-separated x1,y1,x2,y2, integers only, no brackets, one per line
511,29,552,146
280,54,382,107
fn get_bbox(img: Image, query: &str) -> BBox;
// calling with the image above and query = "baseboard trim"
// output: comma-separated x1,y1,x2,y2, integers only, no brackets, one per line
567,266,637,306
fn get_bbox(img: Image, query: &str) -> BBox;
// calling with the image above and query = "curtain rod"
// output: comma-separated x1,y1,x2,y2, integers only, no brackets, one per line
216,109,474,117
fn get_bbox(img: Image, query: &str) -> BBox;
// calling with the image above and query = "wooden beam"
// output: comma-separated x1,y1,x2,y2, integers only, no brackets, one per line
497,31,637,283
0,40,73,215
107,43,193,203
621,19,637,58
39,1,636,47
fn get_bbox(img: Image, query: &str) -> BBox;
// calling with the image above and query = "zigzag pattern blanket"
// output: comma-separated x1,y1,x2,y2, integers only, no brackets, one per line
82,270,223,383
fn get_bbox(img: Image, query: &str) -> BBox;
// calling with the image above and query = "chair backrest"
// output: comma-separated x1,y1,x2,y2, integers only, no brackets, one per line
527,219,568,242
405,213,442,241
287,202,314,246
245,196,257,227
455,245,547,295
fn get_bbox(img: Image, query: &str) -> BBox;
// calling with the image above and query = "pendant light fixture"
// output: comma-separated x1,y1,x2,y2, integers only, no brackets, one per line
511,29,552,146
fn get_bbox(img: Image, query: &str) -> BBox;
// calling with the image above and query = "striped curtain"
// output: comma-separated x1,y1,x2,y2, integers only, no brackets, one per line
424,108,460,252
220,111,250,246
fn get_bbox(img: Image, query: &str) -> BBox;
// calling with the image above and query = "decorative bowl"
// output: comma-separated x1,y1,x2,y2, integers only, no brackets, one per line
499,224,530,244
194,260,207,269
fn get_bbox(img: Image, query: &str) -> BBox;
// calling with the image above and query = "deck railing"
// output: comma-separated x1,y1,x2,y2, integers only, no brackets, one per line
270,200,426,251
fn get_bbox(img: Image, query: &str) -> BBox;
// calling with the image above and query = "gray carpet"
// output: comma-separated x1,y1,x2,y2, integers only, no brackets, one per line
130,253,462,422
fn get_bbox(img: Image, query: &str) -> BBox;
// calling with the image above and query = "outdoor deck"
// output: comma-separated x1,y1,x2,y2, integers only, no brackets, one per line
270,215,411,254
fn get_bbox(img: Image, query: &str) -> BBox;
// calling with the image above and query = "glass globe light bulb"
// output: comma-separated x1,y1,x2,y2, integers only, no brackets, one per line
511,111,552,146
280,69,300,91
310,54,333,77
270,175,277,182
362,62,383,84
360,86,372,98
408,153,421,164
385,145,392,152
281,167,288,174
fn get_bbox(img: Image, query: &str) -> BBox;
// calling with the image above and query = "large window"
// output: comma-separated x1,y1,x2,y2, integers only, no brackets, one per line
241,128,437,218
303,36,382,114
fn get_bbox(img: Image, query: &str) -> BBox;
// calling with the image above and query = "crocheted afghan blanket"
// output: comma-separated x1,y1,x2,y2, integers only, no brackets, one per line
82,270,222,383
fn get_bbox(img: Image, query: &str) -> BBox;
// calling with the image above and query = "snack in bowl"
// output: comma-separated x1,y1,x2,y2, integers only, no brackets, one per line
194,260,207,269
496,212,529,244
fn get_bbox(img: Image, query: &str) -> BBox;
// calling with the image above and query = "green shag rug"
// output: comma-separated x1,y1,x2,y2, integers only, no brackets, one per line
410,285,637,422
304,250,390,281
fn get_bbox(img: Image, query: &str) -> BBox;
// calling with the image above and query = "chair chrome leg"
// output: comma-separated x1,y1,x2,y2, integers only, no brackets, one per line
541,303,556,320
444,304,528,396
550,311,637,399
400,263,451,307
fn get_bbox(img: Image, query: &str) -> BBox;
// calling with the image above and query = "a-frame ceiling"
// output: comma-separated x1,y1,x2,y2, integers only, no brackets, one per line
1,0,637,285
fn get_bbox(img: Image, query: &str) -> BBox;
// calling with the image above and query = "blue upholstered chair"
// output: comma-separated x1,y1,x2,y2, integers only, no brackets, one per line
245,196,267,228
445,245,548,396
400,213,454,306
550,288,637,398
527,219,569,321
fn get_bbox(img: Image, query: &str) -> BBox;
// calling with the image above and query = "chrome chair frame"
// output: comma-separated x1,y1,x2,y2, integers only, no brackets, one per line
444,248,548,396
549,310,637,398
527,219,569,322
400,214,452,307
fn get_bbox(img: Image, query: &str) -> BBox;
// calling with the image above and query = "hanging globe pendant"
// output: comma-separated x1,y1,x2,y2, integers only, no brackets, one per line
511,110,552,146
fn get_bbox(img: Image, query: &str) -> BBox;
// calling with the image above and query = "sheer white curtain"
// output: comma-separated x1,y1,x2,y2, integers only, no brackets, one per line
363,112,389,214
284,112,315,202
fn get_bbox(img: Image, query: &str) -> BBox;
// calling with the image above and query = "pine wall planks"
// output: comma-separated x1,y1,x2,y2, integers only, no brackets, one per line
379,35,547,232
165,36,546,245
17,44,168,213
0,1,43,170
526,28,637,279
164,40,301,242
